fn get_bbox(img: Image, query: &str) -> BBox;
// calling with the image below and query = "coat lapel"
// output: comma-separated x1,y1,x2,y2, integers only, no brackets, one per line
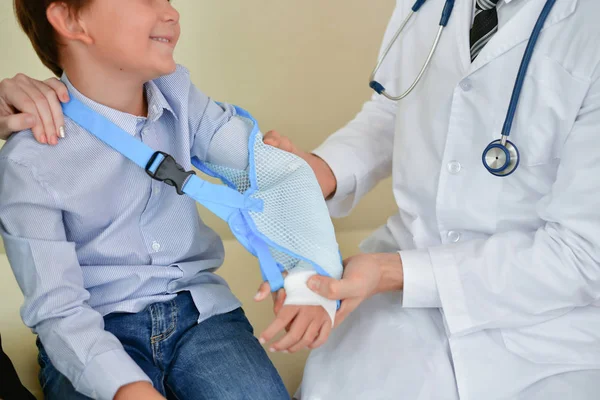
466,0,578,75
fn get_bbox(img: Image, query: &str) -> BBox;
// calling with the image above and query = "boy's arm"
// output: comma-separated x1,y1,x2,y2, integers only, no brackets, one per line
186,83,338,322
186,80,254,171
0,160,151,400
186,81,242,166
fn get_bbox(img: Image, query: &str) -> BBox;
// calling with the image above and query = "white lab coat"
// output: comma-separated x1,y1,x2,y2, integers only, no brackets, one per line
299,0,600,399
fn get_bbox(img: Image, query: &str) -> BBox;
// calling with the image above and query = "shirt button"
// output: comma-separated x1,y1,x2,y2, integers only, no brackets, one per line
447,160,462,174
151,241,161,252
447,231,461,243
460,80,472,92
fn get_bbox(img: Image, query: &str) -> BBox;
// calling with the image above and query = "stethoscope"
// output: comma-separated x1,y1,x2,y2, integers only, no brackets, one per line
369,0,557,177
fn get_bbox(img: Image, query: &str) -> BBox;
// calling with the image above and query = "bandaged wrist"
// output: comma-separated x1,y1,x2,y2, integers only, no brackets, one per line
283,269,337,326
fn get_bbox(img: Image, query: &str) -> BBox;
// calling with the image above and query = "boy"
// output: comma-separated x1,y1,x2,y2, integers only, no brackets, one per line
0,0,331,399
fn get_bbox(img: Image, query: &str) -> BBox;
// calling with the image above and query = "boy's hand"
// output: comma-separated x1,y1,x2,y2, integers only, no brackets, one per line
254,280,287,315
258,304,333,354
114,382,166,400
263,130,337,199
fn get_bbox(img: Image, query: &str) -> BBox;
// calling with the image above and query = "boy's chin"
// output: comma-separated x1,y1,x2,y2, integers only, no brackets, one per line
147,60,177,80
161,60,178,74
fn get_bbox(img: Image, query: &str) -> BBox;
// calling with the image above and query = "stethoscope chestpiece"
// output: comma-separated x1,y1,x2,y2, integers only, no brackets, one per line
482,139,520,177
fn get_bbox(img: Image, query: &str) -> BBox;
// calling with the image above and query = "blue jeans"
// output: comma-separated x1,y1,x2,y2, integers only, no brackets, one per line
37,291,289,400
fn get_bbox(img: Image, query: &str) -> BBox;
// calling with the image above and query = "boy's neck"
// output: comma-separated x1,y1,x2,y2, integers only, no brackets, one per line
64,63,148,117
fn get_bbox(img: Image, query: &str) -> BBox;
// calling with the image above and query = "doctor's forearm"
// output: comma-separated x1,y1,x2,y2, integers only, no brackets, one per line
305,152,337,199
375,252,404,294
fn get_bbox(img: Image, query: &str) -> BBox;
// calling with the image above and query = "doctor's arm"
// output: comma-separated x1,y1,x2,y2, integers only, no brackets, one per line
0,74,68,143
310,72,600,334
0,160,161,400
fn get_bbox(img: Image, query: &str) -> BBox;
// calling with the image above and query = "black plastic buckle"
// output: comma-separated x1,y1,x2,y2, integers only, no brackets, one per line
145,151,196,195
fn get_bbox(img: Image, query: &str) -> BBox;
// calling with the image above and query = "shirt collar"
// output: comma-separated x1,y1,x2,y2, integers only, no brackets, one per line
61,74,177,136
145,79,178,123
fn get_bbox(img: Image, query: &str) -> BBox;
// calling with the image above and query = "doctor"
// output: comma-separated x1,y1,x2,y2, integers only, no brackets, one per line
2,0,600,398
259,0,600,399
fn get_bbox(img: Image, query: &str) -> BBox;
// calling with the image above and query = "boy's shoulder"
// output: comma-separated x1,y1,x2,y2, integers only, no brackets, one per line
0,119,98,182
0,129,46,169
0,129,62,196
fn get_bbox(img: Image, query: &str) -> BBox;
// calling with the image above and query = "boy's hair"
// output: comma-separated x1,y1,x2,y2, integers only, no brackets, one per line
14,0,89,77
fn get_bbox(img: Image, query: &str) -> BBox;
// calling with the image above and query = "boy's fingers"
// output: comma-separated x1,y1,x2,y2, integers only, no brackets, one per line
259,307,298,345
273,289,286,315
309,320,332,349
271,312,311,352
287,320,321,353
254,281,271,302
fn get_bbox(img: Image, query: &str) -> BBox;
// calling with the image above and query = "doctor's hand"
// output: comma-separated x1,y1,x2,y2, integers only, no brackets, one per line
308,253,404,328
263,130,337,198
0,74,69,144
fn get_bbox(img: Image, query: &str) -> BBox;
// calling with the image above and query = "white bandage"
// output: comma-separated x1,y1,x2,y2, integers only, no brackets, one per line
283,268,337,326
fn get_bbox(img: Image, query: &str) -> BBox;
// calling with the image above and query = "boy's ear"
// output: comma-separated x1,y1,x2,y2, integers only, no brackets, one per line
46,2,93,45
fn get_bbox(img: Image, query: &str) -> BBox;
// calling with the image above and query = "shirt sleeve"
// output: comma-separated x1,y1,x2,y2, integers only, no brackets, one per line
405,72,600,336
400,249,442,308
0,159,151,400
311,4,409,218
186,80,251,170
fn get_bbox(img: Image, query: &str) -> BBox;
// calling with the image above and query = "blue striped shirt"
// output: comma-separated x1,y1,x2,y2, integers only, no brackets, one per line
0,65,244,399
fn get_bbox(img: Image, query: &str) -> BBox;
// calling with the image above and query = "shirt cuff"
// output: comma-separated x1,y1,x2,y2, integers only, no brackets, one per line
312,143,357,202
400,249,442,308
76,349,152,400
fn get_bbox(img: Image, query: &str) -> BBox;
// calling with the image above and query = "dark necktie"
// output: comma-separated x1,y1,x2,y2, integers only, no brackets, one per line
470,0,501,61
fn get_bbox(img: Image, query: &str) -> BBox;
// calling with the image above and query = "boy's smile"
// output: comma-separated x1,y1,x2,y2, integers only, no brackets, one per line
150,32,178,50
